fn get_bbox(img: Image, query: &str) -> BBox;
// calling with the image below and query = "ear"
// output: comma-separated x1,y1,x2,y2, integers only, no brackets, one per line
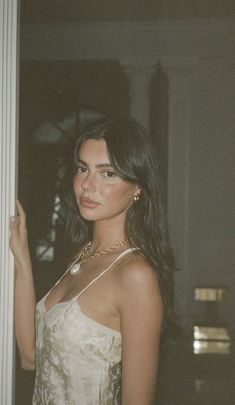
134,185,142,199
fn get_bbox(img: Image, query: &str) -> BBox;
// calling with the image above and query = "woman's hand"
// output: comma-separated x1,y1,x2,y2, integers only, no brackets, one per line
9,199,31,269
10,200,36,370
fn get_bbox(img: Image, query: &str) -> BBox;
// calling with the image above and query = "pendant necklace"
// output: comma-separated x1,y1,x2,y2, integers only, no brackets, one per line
70,238,128,276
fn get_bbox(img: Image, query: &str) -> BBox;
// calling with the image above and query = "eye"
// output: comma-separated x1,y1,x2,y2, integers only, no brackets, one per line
76,165,87,174
102,170,117,178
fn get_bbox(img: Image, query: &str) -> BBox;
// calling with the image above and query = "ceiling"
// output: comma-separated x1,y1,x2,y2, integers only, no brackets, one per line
21,0,234,23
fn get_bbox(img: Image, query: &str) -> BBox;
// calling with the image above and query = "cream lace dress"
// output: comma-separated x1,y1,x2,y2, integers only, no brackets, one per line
32,248,135,405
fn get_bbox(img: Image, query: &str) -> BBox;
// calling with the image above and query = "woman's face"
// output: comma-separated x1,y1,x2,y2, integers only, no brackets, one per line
73,138,140,225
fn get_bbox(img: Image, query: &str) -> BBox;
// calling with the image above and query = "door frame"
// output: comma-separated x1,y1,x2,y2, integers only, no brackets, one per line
0,0,19,403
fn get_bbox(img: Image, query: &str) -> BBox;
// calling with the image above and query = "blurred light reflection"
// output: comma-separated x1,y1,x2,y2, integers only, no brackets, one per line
194,287,228,301
193,340,231,354
194,326,230,341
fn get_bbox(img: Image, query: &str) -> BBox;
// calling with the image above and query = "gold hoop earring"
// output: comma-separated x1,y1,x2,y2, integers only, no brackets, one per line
133,194,140,202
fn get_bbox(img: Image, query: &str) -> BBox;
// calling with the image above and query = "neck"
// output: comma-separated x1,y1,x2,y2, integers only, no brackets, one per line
92,217,127,251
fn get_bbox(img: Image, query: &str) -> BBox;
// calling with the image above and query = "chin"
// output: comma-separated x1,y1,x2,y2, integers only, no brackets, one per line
78,207,100,221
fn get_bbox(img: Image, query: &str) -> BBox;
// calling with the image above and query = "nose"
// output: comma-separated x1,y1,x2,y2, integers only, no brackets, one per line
81,172,96,192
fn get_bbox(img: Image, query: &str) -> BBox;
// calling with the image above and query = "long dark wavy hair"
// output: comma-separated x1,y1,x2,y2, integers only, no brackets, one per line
62,116,178,350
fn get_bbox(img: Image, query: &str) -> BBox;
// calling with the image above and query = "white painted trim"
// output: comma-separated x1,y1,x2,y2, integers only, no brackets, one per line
0,0,19,403
20,18,235,63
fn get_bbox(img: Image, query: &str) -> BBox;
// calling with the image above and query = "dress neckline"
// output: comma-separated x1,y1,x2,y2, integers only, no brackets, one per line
42,298,122,337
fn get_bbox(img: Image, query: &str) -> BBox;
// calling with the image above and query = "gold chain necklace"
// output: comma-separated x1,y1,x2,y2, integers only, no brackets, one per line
70,238,128,275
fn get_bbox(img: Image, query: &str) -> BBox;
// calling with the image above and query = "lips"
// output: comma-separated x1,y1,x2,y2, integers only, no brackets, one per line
79,197,100,208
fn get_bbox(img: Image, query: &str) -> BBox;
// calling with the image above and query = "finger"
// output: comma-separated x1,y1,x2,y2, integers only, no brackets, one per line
16,199,27,229
16,199,25,214
9,215,20,226
9,215,20,235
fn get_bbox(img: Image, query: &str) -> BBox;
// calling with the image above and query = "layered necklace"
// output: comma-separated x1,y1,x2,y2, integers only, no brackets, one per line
70,238,128,275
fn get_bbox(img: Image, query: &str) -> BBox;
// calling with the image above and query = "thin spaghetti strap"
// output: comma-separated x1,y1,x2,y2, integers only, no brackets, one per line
76,248,137,299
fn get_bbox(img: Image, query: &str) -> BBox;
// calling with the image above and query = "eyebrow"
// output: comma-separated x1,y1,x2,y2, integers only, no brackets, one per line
78,159,113,169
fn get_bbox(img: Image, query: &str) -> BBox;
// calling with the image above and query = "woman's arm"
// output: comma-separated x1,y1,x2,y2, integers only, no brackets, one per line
10,200,36,370
118,258,163,405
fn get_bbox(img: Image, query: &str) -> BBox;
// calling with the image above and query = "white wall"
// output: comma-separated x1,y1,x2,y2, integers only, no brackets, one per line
167,55,235,330
187,58,235,326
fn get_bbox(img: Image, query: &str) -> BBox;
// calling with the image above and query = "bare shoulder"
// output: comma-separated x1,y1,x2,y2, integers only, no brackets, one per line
115,251,163,309
116,252,158,287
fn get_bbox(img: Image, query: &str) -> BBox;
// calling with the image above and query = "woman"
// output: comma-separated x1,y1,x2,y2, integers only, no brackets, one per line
10,116,175,404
